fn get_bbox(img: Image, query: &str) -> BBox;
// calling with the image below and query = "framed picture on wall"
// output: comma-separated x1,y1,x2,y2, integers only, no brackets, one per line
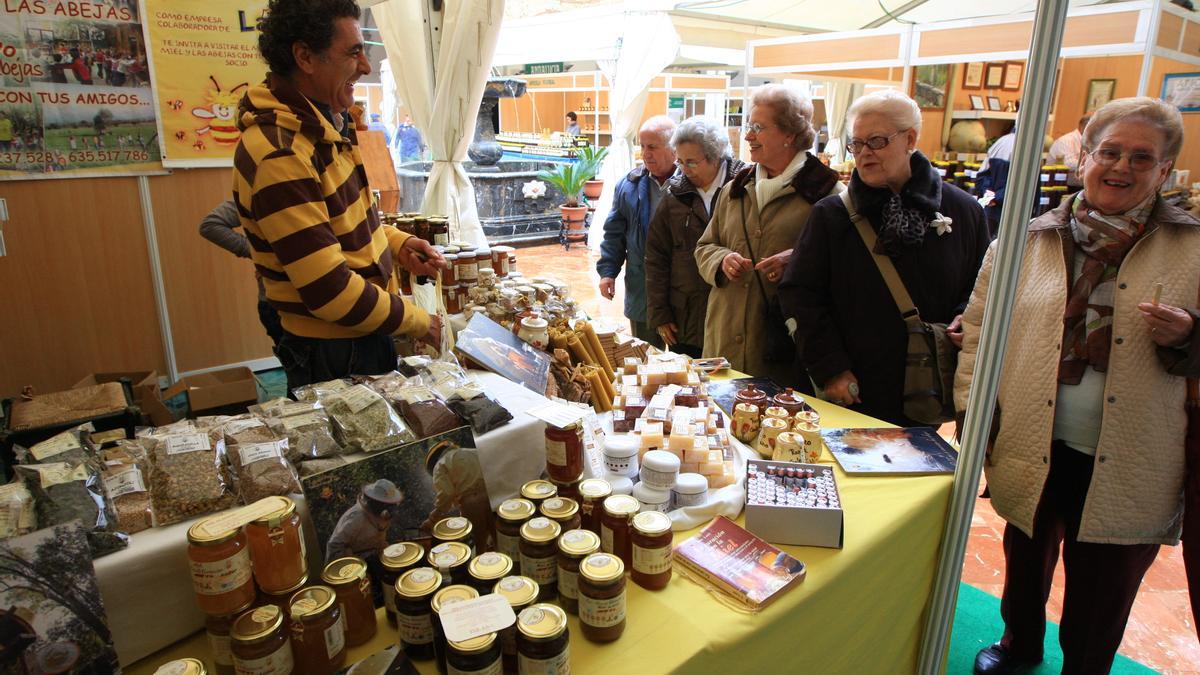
962,62,984,90
911,64,949,109
1161,72,1200,112
969,95,985,110
985,62,1004,89
987,96,1003,112
1085,78,1116,113
1002,62,1024,91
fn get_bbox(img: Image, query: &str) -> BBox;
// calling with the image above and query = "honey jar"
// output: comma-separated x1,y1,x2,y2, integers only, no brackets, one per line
556,529,600,615
394,567,441,661
519,480,556,508
599,494,639,569
466,552,513,595
428,541,472,586
544,422,584,483
186,518,256,616
516,604,569,675
320,557,376,647
519,517,562,602
287,585,346,675
230,604,293,674
548,476,581,503
259,574,308,610
577,479,612,535
204,601,251,675
245,496,307,595
494,499,535,574
432,516,475,553
539,497,581,532
578,553,626,643
431,585,480,675
380,542,425,626
154,658,207,675
493,576,538,672
631,510,673,591
446,632,502,675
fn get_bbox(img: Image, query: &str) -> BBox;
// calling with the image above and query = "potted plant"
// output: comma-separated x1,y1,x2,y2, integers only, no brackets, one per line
576,145,609,200
537,162,591,241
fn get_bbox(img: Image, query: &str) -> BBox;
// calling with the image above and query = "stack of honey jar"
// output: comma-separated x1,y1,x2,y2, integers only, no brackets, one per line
1035,163,1072,216
729,385,824,464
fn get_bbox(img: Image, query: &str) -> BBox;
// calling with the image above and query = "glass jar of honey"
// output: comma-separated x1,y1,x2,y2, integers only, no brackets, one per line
320,557,377,647
544,422,584,483
556,529,600,615
518,517,562,602
431,585,480,675
466,552,513,595
494,499,535,574
549,476,581,503
577,479,612,534
230,604,294,674
288,585,346,675
631,510,673,591
186,518,256,616
446,632,502,675
380,542,425,626
394,567,442,661
204,600,251,675
492,576,538,673
245,496,307,595
432,516,475,553
600,494,639,568
516,604,569,674
427,541,472,586
577,553,626,643
259,574,308,610
539,497,581,532
154,658,207,675
519,480,556,508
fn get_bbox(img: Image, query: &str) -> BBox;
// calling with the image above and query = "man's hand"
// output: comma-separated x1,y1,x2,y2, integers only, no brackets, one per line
823,370,861,407
947,314,964,348
398,236,445,277
753,248,792,283
599,277,616,300
722,253,753,282
658,323,678,347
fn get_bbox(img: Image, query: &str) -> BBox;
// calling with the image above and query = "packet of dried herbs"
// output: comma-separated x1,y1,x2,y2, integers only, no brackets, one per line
15,461,127,557
0,481,36,540
265,400,343,460
293,378,350,403
319,384,415,453
395,385,463,439
445,382,512,434
223,420,302,503
147,429,237,526
100,456,153,534
14,423,98,466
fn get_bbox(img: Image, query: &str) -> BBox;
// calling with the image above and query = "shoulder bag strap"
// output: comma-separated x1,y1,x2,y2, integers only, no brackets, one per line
737,189,774,312
840,190,919,320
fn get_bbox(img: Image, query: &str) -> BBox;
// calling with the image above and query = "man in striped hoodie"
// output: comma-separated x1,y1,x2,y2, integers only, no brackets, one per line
234,0,443,390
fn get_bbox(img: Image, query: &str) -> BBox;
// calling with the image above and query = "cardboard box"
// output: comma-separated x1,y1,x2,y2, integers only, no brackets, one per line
73,370,173,427
163,367,259,418
744,459,844,549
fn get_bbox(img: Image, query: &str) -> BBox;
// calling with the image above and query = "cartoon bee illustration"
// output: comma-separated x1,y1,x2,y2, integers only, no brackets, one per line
174,130,187,141
192,76,248,146
168,99,184,112
193,139,206,151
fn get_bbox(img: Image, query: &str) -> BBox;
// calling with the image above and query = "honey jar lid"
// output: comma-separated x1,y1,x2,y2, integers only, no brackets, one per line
154,658,207,675
447,632,497,655
432,516,473,541
231,604,283,644
321,557,367,586
468,552,513,581
516,603,568,640
186,517,240,546
396,567,442,598
578,478,613,500
602,494,640,517
497,498,536,522
520,479,556,501
381,541,425,571
289,585,336,620
539,497,579,521
520,517,562,543
633,510,672,536
579,552,624,583
556,529,600,556
428,542,472,570
251,495,296,526
493,575,539,606
431,584,480,614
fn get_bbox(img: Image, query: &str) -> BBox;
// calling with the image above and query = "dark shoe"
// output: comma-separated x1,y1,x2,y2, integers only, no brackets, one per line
974,642,1041,674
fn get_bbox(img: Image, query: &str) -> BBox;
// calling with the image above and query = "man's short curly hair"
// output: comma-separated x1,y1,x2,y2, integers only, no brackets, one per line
257,0,362,77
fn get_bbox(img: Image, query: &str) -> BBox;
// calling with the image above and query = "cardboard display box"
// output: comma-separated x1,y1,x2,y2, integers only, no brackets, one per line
73,370,172,426
744,458,844,549
162,367,260,418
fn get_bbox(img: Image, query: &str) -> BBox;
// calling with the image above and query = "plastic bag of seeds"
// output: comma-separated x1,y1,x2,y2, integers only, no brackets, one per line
395,385,463,439
0,481,36,540
15,460,127,557
14,422,98,466
223,419,302,503
147,428,238,526
265,400,344,460
293,378,350,403
100,453,153,534
318,384,415,453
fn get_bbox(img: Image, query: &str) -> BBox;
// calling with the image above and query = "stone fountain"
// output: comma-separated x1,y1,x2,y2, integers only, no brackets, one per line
397,77,568,244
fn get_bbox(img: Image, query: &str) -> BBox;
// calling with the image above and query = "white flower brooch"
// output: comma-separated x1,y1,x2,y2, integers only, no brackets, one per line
932,212,953,236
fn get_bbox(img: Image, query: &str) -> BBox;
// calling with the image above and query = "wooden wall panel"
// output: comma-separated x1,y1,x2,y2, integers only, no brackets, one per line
1149,56,1200,179
1180,20,1200,60
918,110,945,157
0,177,166,395
1050,55,1141,139
755,35,901,69
1158,12,1184,51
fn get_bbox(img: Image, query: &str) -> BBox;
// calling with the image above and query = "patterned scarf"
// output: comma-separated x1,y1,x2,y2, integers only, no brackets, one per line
1058,192,1156,384
878,194,931,253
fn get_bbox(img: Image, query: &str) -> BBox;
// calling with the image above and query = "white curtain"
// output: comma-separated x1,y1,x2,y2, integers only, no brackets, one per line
822,80,864,166
588,9,680,249
371,0,504,246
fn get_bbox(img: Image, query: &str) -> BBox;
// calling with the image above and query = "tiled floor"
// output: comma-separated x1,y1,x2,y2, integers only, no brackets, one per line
515,241,1200,673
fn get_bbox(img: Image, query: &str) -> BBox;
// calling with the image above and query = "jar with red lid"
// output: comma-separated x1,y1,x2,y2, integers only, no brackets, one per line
556,529,600,615
577,553,626,643
734,385,769,415
577,479,612,534
186,518,256,616
230,604,294,674
320,557,376,647
630,511,673,590
288,585,346,675
494,499,535,574
539,497,581,532
771,388,807,416
245,496,307,594
544,422,584,482
599,495,639,568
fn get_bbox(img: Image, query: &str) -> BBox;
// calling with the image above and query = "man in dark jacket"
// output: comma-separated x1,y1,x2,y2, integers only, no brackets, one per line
597,115,677,347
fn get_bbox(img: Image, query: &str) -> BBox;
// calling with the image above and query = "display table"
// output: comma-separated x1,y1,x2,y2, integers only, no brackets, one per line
124,392,954,673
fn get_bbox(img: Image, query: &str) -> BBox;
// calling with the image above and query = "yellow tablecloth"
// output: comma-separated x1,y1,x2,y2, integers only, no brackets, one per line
128,390,953,674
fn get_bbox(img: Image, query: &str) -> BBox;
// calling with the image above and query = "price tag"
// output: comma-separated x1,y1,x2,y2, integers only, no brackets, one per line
526,402,586,428
438,594,516,643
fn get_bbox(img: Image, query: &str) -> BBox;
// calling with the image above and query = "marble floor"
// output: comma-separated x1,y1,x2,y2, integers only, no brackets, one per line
516,241,1200,673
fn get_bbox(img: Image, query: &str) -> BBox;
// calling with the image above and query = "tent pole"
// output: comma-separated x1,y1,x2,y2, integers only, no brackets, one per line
915,0,1070,672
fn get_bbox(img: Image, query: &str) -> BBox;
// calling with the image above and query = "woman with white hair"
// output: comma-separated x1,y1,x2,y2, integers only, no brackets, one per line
778,89,989,425
644,116,747,357
694,84,840,384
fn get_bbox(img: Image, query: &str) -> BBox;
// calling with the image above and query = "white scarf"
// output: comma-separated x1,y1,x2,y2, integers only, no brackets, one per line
696,161,728,216
755,151,806,210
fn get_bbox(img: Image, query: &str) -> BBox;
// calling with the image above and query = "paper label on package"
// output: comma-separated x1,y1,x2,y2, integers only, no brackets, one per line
324,613,346,659
398,386,436,404
579,588,625,628
239,440,286,466
282,412,325,430
91,429,125,445
527,402,586,428
0,484,33,534
103,466,147,499
453,383,485,401
397,610,433,645
29,430,82,461
0,503,18,538
277,401,317,417
223,418,265,436
439,594,516,643
165,433,211,455
337,385,378,413
432,378,462,401
32,462,89,488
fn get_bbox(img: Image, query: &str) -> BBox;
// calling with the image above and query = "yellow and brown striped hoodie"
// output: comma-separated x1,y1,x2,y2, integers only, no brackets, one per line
232,74,429,339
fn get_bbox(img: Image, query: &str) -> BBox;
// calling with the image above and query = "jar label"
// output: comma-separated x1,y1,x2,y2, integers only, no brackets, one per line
632,543,672,575
600,524,613,554
579,588,625,628
207,631,232,666
496,531,520,563
557,566,578,599
324,613,346,660
520,553,557,585
545,438,567,467
518,646,570,675
103,466,146,499
397,611,434,645
233,643,293,674
189,547,251,596
448,655,502,675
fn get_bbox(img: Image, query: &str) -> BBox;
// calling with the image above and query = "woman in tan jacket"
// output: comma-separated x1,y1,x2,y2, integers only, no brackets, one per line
956,98,1200,674
694,84,840,385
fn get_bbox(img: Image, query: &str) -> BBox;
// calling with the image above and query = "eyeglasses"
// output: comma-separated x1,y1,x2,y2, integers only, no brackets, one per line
742,122,771,135
845,130,907,154
675,158,705,169
1087,147,1164,172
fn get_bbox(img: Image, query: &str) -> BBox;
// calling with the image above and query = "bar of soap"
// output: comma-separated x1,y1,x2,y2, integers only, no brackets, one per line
639,421,664,454
668,432,693,460
699,450,724,475
680,461,700,474
612,410,634,433
623,357,640,375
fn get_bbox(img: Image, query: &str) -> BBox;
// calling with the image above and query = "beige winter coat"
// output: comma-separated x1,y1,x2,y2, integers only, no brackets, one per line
694,154,841,383
955,197,1200,544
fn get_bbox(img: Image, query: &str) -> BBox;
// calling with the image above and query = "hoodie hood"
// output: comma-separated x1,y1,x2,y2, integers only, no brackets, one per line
238,73,346,147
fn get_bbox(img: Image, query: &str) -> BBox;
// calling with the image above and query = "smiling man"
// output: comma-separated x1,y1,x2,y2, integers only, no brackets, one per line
234,0,443,390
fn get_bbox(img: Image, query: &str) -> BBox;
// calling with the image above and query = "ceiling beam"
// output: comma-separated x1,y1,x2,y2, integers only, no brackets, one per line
669,9,831,34
861,0,932,29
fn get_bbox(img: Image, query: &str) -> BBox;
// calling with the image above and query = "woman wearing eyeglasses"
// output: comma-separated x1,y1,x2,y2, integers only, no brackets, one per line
954,97,1200,674
694,83,840,385
644,116,747,357
779,90,989,425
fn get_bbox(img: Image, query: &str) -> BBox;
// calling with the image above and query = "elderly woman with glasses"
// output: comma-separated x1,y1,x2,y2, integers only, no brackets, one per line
644,116,747,357
955,97,1200,674
694,84,840,385
779,90,989,425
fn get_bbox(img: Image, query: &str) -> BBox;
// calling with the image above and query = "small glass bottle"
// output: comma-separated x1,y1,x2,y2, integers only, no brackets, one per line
432,516,475,553
544,422,584,483
515,604,569,675
427,541,472,586
432,585,480,675
577,479,612,535
380,542,425,626
538,497,581,532
446,632,502,675
631,510,673,591
555,529,600,615
518,517,562,602
321,557,377,647
245,496,307,595
494,499,535,574
186,518,256,616
492,576,538,673
394,567,442,661
230,604,294,674
519,480,556,508
204,599,251,675
599,494,639,569
287,585,346,675
466,552,513,595
577,553,626,643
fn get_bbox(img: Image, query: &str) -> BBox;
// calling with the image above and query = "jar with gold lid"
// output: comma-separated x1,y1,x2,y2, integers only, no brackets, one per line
380,542,425,625
186,518,256,616
548,476,581,503
447,632,502,675
518,517,562,601
432,516,475,553
544,423,584,483
288,585,346,675
427,217,450,246
466,551,513,595
259,573,308,610
245,496,307,594
154,658,207,675
577,479,612,534
492,576,538,672
556,529,600,615
538,497,581,532
600,494,639,568
204,599,251,675
321,557,376,647
516,604,569,675
519,480,556,508
230,604,294,674
578,553,626,643
431,585,480,675
494,498,535,574
631,510,673,591
394,567,442,660
427,541,472,585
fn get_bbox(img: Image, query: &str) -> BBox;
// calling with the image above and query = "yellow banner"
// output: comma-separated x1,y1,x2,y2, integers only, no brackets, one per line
141,0,268,167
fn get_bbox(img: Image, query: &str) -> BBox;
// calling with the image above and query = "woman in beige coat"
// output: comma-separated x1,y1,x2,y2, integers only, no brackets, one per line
694,84,840,385
956,98,1200,675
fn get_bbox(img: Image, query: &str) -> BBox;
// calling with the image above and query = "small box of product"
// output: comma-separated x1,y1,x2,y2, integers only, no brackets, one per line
743,459,843,549
73,370,170,425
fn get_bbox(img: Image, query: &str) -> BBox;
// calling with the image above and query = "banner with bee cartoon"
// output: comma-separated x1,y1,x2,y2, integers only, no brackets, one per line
140,0,268,167
0,1,165,180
